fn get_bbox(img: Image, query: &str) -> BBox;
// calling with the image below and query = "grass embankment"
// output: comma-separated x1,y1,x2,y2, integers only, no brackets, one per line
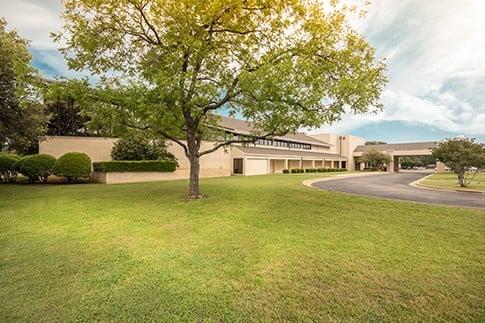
1,173,484,321
420,172,485,192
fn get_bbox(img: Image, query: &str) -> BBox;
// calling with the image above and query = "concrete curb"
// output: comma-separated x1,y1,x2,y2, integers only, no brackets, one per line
410,174,485,195
302,172,389,189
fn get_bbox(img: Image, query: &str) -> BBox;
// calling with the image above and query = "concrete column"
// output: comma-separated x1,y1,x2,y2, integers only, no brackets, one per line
299,158,303,169
312,160,315,168
284,159,289,170
386,154,393,172
360,162,365,171
436,161,446,173
267,158,271,174
393,155,399,172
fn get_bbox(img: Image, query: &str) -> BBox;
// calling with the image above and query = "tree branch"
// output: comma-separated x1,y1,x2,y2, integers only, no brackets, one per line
130,0,162,45
157,130,189,156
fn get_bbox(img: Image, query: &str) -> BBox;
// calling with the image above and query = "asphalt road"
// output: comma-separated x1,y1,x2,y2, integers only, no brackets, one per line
312,172,485,208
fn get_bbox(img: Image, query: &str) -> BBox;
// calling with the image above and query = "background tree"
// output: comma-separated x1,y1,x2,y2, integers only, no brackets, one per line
111,136,176,162
43,79,91,136
360,149,392,171
0,18,46,154
57,0,387,198
432,138,485,187
399,155,436,169
365,141,387,145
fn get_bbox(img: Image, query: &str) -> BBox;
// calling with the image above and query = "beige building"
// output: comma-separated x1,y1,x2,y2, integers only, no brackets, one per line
40,116,363,179
39,115,442,181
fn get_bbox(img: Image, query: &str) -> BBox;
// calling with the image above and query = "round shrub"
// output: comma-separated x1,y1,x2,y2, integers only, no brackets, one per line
54,152,92,182
17,154,56,183
282,169,289,174
0,153,21,183
111,136,176,163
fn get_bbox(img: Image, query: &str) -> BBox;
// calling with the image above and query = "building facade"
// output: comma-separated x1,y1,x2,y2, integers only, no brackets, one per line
39,115,442,180
40,116,366,179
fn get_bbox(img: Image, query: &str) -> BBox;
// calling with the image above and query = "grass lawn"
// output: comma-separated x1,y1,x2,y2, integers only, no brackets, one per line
1,173,484,321
420,172,485,192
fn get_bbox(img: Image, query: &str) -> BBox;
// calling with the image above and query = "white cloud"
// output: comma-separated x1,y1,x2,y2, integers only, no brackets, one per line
0,0,63,49
313,0,485,137
1,0,484,138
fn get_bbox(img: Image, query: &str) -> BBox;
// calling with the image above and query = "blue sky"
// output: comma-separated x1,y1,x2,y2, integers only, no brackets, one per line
2,0,484,142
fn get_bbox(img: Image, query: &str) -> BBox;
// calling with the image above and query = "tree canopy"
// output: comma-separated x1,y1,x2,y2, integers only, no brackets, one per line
57,0,387,198
43,79,91,136
432,138,485,187
0,18,46,154
360,149,392,171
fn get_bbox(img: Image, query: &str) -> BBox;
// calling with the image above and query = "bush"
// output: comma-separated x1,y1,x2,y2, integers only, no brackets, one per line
93,160,177,173
0,153,21,183
17,154,56,183
54,152,92,182
282,169,289,174
111,136,177,163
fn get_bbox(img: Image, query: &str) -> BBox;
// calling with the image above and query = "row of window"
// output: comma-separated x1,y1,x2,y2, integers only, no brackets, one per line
255,138,311,150
219,131,312,150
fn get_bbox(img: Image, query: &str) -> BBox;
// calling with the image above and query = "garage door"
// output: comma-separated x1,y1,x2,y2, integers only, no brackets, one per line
246,158,268,175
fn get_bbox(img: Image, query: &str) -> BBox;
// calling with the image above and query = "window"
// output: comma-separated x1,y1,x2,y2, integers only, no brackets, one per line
233,158,243,174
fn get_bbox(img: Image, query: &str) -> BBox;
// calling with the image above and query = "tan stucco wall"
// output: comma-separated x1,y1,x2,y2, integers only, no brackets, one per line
39,136,119,162
39,136,232,179
92,169,229,184
302,160,313,168
288,160,301,169
245,157,269,175
270,159,286,173
168,140,232,178
308,133,365,171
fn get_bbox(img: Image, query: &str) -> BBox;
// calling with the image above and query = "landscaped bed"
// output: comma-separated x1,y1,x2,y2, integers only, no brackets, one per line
1,173,484,321
419,172,485,192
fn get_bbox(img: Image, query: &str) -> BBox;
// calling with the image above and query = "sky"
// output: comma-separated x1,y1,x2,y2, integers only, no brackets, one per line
1,0,484,143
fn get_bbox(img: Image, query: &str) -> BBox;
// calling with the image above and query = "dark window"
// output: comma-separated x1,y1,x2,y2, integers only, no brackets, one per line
233,158,243,174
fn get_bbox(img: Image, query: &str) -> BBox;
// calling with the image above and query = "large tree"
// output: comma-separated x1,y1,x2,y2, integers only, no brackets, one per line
0,18,46,154
432,138,485,187
43,79,91,136
57,0,387,198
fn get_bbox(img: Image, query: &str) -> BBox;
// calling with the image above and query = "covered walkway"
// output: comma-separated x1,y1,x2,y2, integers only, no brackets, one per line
232,146,347,175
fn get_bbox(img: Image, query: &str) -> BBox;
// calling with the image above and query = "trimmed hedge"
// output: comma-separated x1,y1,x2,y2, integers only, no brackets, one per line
93,160,177,173
0,153,21,183
54,152,92,182
17,154,57,183
287,167,347,174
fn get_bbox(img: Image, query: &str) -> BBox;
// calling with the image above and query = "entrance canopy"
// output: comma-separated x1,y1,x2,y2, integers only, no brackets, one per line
353,141,437,157
353,141,438,172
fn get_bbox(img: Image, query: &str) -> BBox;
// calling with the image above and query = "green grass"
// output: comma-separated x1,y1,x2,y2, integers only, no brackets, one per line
1,173,484,321
420,172,485,192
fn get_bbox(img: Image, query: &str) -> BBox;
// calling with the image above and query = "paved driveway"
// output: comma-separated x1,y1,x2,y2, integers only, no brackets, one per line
312,172,485,208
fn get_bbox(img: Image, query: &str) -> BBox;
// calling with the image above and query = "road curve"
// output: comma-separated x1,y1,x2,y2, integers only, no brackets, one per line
312,172,485,209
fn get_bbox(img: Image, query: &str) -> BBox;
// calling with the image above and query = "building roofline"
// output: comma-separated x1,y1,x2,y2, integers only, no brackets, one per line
213,115,333,147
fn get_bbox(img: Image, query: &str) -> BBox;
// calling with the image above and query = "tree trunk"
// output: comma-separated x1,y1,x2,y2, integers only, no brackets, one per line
457,173,466,187
188,154,202,199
